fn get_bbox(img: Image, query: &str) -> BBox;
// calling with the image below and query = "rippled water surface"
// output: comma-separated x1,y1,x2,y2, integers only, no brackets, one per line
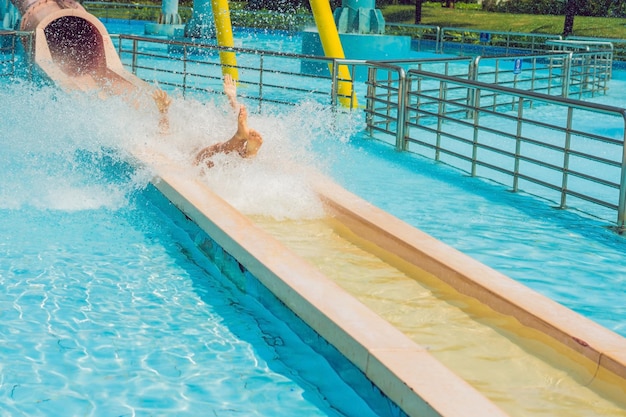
325,136,626,336
0,84,379,416
3,19,626,415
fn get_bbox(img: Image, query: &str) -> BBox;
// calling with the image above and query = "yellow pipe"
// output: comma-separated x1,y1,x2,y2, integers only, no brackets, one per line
309,0,357,108
211,0,239,81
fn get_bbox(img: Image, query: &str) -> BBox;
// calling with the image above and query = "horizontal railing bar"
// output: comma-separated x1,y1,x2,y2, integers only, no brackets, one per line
410,70,626,116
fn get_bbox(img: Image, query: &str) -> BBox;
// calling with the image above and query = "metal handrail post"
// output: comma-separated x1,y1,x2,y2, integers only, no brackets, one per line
435,80,445,161
330,58,339,108
471,87,481,177
617,111,626,231
258,55,264,113
26,32,34,81
562,52,572,98
513,96,524,192
396,68,407,151
365,67,376,136
435,26,441,54
131,39,138,75
436,27,443,54
466,56,480,118
182,45,188,98
561,107,574,208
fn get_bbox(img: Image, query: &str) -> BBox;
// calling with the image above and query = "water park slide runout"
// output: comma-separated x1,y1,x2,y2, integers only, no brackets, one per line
15,1,626,415
141,148,509,417
144,150,626,416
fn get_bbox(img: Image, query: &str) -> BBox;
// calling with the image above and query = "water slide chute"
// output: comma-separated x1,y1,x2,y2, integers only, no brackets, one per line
10,0,146,95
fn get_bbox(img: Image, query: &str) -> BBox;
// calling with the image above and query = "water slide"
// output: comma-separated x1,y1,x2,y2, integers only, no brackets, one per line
12,0,148,95
10,0,626,416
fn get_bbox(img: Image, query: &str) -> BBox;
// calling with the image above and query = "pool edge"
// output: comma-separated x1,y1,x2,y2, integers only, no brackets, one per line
140,150,509,417
312,174,626,395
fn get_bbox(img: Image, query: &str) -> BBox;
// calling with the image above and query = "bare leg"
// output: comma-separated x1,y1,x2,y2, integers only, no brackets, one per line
152,89,172,134
223,74,239,110
222,75,262,157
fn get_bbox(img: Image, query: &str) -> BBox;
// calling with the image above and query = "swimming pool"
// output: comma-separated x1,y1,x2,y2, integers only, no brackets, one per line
182,24,626,338
137,21,626,340
4,17,626,415
0,84,397,416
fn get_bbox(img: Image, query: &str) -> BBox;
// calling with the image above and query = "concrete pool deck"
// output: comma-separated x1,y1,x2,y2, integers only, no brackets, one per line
139,148,626,416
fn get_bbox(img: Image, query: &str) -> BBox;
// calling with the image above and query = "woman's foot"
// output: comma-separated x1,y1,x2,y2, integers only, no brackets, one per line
230,105,263,158
244,129,263,158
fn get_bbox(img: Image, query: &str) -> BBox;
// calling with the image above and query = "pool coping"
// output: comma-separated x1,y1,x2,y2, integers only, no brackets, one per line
138,149,509,417
312,174,626,398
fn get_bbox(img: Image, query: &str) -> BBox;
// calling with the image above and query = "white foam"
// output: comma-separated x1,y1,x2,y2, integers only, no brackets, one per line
159,99,362,220
0,83,157,210
1,83,361,218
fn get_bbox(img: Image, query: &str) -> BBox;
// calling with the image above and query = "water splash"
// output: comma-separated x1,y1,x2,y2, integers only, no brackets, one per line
0,82,156,210
1,82,362,219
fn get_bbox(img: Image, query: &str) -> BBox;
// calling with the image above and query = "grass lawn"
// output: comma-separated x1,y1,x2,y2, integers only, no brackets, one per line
381,2,626,39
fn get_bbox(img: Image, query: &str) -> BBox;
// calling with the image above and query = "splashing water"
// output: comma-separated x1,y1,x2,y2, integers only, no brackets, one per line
148,95,362,220
0,82,361,219
0,82,155,210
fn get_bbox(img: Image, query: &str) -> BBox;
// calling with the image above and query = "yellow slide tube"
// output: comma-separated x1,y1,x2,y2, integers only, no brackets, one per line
309,0,357,108
211,0,239,81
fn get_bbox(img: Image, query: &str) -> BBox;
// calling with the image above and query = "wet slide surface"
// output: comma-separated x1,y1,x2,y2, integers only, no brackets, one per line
250,215,626,417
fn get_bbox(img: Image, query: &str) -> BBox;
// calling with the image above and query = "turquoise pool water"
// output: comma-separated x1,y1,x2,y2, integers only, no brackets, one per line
326,136,626,336
3,18,626,415
141,22,626,337
0,84,393,416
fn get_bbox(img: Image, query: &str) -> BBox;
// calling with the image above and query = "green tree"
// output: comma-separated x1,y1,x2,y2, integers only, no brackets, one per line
415,0,423,23
563,0,578,36
247,0,309,12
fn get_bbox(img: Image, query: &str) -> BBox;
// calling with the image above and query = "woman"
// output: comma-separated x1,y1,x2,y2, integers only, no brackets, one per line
152,74,263,167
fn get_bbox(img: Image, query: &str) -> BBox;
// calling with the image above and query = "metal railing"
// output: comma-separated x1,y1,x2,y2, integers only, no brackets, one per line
114,34,359,111
568,36,626,62
359,48,613,100
383,22,626,65
0,30,33,79
75,4,626,64
366,50,613,142
0,30,18,77
439,27,563,56
473,50,613,99
547,40,614,96
365,63,626,229
3,27,624,228
385,23,440,52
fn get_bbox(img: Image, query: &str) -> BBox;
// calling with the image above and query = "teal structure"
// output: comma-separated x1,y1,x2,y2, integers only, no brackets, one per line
145,0,185,36
1,0,19,29
302,0,411,78
333,0,385,35
183,0,216,38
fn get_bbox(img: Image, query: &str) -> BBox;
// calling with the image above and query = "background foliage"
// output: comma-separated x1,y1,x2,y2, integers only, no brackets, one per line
243,0,626,18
